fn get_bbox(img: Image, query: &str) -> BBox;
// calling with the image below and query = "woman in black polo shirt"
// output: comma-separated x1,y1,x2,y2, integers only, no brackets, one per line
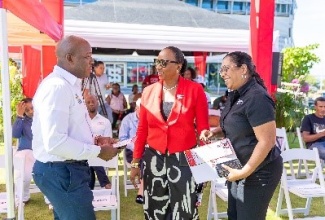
202,51,282,220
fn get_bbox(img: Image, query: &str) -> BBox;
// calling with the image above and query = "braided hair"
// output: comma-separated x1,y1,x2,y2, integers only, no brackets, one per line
224,51,267,90
164,46,188,73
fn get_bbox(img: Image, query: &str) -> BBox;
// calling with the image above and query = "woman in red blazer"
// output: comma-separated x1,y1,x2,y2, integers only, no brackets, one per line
130,46,209,219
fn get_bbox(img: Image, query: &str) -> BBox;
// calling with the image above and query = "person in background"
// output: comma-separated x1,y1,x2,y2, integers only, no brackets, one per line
182,66,196,81
127,84,141,114
130,46,209,219
32,35,118,220
212,90,228,113
85,95,113,190
142,65,159,90
83,60,110,99
202,51,282,220
106,83,127,130
12,98,34,203
300,96,325,159
196,77,212,108
119,98,144,204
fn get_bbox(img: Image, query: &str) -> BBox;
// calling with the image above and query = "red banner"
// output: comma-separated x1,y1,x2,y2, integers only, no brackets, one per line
22,46,41,98
250,0,275,94
193,52,207,77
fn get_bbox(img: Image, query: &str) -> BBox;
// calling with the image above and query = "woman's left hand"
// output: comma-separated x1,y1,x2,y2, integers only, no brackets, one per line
222,164,247,182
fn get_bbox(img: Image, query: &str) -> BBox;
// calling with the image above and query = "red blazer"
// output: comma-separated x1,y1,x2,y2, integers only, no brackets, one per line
133,76,209,159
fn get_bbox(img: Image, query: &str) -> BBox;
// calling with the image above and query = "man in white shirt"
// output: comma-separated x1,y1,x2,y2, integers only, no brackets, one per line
32,35,118,220
85,95,113,189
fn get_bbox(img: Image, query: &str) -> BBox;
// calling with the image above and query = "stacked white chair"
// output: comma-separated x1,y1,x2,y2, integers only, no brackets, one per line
88,156,120,220
0,154,26,220
276,148,325,220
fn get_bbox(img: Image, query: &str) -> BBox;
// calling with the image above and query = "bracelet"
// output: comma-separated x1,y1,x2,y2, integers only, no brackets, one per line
130,162,140,168
17,115,24,119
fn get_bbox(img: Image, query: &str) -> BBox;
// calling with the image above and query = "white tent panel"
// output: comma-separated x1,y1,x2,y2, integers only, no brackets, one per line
64,20,251,52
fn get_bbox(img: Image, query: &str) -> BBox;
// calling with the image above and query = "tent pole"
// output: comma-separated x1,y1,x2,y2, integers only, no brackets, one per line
0,8,15,220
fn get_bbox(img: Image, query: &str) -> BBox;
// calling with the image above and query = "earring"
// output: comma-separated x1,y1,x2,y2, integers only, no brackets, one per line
242,74,247,79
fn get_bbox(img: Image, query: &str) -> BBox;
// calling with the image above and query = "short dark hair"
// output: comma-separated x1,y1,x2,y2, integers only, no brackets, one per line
314,97,325,106
93,60,104,67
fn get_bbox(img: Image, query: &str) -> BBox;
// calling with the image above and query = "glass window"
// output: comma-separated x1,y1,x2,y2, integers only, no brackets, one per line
202,0,213,10
185,0,198,6
276,4,288,15
233,2,244,12
64,0,97,5
246,2,250,14
217,1,229,11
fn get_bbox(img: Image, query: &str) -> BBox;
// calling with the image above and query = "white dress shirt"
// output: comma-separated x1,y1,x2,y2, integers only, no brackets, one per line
32,65,101,162
90,114,112,138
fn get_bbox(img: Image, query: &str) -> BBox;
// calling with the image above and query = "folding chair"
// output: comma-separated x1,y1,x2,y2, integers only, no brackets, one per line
88,156,120,220
0,154,26,220
296,127,314,178
122,149,138,197
276,148,325,220
207,177,228,219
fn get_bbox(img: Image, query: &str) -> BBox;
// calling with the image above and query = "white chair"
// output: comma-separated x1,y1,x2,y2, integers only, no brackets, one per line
207,177,228,219
0,154,26,220
296,127,314,178
276,127,290,152
122,149,138,197
88,156,120,220
275,148,325,220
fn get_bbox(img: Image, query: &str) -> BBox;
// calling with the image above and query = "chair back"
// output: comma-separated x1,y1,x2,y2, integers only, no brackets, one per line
0,154,26,220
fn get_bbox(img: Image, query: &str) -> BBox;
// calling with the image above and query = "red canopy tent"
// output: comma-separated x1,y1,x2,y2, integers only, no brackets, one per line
0,0,62,218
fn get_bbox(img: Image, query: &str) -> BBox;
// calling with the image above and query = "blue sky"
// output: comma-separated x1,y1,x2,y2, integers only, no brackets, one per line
293,0,325,78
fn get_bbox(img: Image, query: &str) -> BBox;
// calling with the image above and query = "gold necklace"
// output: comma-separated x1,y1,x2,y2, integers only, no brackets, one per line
163,84,178,91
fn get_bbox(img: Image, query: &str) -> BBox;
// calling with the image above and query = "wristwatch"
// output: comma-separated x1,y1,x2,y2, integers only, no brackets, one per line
130,162,140,168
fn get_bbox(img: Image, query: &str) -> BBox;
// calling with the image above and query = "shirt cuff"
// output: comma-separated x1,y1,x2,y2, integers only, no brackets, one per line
85,144,101,159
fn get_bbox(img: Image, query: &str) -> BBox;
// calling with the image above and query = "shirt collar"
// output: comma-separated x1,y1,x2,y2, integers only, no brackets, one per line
54,65,79,86
131,112,138,122
236,77,257,97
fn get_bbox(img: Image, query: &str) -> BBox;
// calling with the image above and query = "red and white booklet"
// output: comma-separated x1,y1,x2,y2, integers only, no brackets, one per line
184,138,242,183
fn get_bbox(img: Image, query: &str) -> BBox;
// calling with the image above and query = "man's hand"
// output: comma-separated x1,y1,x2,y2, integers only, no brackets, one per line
95,136,116,146
16,101,26,117
98,143,119,161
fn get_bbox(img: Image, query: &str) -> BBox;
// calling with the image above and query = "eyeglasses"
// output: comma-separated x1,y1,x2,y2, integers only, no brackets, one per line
154,59,179,68
219,65,240,75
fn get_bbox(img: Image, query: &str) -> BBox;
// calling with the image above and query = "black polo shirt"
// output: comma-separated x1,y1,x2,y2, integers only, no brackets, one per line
221,78,280,168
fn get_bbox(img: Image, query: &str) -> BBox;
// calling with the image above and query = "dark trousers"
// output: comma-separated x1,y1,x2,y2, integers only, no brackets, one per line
142,147,199,220
227,156,283,220
89,166,111,189
33,160,95,220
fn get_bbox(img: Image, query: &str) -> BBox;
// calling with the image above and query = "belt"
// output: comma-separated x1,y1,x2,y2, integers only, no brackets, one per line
50,160,88,165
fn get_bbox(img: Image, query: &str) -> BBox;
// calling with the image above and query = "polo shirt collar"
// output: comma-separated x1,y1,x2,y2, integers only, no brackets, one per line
54,65,79,86
236,77,257,96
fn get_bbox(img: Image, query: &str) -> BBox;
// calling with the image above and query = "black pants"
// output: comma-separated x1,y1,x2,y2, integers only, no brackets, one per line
227,156,283,220
89,166,111,189
142,147,199,220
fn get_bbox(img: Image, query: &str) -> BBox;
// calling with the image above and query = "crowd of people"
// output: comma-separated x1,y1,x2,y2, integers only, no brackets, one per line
9,35,325,220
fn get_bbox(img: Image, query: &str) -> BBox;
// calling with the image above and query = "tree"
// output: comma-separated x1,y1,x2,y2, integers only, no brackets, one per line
282,44,320,82
275,44,320,130
0,59,24,141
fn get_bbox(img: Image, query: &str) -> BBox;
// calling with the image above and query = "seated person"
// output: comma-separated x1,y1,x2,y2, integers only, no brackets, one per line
86,95,112,189
212,90,228,112
119,98,144,204
301,96,325,160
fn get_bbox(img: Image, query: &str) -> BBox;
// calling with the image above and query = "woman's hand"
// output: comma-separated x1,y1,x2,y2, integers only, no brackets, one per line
222,164,247,182
199,129,214,142
130,167,140,188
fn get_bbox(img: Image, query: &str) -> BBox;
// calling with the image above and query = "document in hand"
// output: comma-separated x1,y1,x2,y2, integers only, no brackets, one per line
112,137,136,149
184,138,242,183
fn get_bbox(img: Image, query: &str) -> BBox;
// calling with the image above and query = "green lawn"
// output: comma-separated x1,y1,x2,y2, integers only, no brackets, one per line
1,133,324,219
